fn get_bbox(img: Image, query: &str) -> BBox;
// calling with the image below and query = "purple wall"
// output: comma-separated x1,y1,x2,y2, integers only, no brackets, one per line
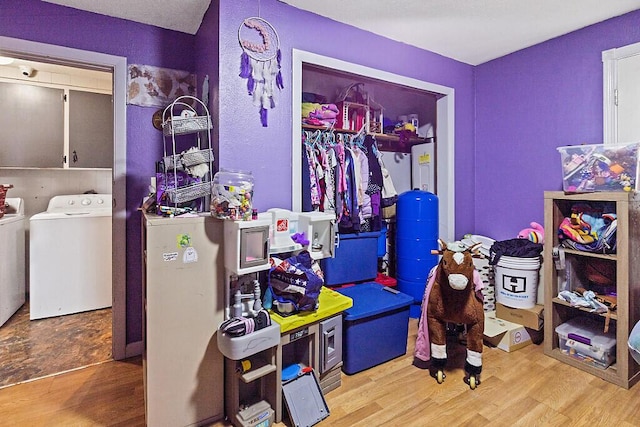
475,10,640,241
17,0,631,347
6,0,640,348
1,0,195,344
213,0,476,230
2,0,476,348
5,0,640,349
195,0,220,170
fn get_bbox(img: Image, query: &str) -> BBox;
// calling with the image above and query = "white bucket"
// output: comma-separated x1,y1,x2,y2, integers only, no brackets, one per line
494,256,541,309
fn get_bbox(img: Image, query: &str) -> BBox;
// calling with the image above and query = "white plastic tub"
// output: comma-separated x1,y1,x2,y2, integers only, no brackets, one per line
494,256,540,309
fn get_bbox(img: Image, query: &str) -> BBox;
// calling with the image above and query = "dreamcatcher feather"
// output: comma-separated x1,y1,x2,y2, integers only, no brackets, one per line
238,17,284,127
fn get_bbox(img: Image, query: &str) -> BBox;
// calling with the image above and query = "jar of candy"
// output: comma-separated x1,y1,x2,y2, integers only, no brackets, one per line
211,169,254,220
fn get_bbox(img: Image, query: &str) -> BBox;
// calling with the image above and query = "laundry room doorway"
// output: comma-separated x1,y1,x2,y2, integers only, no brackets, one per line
0,36,127,387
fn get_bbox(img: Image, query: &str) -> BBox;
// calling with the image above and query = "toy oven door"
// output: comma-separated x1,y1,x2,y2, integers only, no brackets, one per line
239,225,270,270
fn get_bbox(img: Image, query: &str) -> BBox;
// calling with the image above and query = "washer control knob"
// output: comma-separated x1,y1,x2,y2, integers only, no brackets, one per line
81,198,91,206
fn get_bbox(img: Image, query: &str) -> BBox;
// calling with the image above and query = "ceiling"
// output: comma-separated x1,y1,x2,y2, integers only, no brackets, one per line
43,0,640,65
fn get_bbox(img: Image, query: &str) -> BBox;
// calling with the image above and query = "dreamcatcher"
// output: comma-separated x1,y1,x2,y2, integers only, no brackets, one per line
238,16,284,127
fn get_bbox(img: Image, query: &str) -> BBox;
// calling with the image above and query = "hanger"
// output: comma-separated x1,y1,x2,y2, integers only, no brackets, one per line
322,130,336,147
303,130,314,147
372,139,381,158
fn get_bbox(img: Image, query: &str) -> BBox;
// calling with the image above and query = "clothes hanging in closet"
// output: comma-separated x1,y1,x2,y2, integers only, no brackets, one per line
301,130,383,233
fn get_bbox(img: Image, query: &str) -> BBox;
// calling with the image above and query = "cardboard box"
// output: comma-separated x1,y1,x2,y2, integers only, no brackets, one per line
483,311,532,352
496,303,544,331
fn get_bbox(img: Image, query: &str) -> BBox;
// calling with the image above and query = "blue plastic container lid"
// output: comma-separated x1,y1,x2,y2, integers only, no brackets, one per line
338,231,380,240
337,283,413,321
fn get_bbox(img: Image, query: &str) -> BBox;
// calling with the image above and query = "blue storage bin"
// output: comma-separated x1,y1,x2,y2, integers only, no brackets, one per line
336,283,413,374
321,231,380,286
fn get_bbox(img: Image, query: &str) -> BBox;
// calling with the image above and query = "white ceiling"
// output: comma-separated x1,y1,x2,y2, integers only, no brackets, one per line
42,0,212,35
43,0,640,65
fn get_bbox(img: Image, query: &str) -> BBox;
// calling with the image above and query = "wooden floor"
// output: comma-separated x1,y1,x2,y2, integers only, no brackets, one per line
1,319,639,426
0,301,112,389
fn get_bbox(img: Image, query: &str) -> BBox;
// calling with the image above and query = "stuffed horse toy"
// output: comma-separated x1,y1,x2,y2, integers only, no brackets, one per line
414,239,485,389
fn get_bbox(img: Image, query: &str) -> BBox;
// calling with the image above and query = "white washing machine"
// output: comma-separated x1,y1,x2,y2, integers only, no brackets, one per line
29,194,112,320
0,198,26,327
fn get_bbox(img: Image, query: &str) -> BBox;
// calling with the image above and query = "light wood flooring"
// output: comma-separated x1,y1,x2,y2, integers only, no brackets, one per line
1,319,639,426
0,301,112,389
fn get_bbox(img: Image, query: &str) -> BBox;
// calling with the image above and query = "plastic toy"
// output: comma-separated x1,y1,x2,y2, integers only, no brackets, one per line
414,240,485,389
517,221,545,245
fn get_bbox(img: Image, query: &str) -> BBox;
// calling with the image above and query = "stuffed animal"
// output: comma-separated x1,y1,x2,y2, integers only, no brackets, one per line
414,240,485,389
517,221,545,245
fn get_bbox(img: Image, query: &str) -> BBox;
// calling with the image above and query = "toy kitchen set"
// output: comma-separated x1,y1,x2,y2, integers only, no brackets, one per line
142,198,352,427
217,206,353,427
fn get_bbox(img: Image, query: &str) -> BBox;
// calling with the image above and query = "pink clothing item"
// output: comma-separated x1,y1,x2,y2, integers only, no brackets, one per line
414,266,484,362
305,144,321,208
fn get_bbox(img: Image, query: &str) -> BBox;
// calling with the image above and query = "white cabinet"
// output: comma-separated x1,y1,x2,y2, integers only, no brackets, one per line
142,213,225,426
0,82,113,169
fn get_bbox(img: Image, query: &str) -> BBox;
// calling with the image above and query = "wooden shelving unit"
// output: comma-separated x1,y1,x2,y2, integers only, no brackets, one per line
543,191,640,389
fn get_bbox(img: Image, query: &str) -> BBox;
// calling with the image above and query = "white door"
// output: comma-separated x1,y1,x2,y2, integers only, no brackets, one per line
603,42,640,144
616,54,640,143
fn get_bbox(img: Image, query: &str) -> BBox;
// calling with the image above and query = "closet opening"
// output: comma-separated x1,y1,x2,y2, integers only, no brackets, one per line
291,49,456,242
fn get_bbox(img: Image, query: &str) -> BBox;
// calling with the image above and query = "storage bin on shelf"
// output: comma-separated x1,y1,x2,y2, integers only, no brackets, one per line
163,114,212,136
163,148,214,171
557,142,640,192
555,317,616,369
163,181,212,205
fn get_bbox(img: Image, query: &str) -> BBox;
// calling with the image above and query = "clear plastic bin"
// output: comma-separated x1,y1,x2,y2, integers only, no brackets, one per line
556,317,616,369
557,142,639,192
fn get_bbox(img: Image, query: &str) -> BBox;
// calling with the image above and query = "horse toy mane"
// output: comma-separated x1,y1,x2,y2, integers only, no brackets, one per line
414,239,485,389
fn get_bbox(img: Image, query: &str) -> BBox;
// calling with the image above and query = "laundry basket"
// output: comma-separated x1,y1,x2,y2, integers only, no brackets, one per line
0,184,13,219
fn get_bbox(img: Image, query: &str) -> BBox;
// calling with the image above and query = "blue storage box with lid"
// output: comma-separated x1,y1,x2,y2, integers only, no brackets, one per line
336,282,413,374
321,231,380,285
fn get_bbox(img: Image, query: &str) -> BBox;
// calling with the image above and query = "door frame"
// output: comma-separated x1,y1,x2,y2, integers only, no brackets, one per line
291,49,456,241
0,36,128,360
